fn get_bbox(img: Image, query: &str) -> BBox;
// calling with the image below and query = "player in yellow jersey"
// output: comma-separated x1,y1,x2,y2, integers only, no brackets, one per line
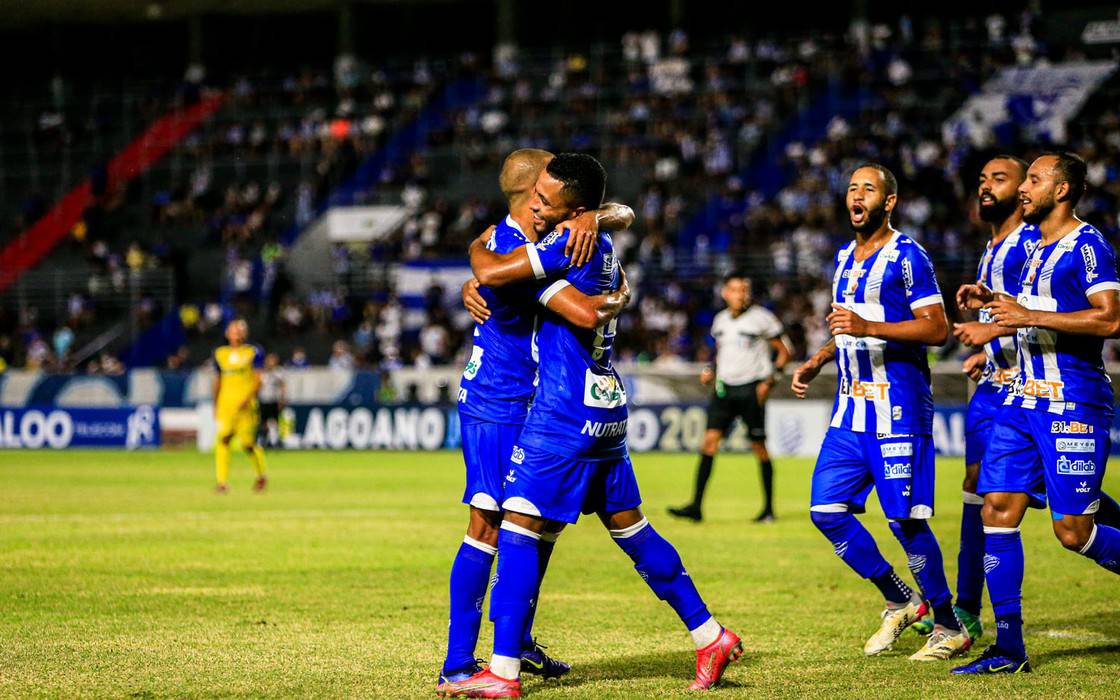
212,319,268,493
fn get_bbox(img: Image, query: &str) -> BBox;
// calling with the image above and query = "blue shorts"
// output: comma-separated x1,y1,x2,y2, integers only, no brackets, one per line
979,406,1109,516
965,390,1004,466
460,417,523,512
501,445,643,524
811,427,936,520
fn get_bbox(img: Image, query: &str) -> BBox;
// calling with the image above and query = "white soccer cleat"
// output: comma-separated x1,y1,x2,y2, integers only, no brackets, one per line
863,598,928,656
908,625,971,661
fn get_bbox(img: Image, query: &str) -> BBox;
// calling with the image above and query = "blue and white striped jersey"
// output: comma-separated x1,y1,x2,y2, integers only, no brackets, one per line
1006,222,1120,418
974,224,1040,397
829,231,943,435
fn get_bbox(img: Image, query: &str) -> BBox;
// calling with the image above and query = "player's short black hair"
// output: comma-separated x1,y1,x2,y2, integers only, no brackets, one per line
546,153,606,209
724,270,752,286
851,162,898,197
1041,151,1088,206
990,154,1030,178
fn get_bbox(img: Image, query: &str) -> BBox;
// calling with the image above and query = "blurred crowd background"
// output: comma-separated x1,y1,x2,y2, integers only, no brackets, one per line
2,2,1120,374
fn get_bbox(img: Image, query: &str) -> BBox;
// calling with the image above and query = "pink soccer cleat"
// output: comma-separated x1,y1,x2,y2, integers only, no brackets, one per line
690,627,743,690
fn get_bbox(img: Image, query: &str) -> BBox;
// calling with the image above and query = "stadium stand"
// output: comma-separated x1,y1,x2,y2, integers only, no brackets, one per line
2,14,1120,373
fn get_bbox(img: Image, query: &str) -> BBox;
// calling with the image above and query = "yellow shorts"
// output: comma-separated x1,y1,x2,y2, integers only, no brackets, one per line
216,405,259,445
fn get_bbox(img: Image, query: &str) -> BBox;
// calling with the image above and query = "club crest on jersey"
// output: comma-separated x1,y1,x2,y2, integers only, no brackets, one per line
1052,420,1094,434
1081,243,1099,282
1056,456,1096,475
462,346,484,380
510,446,524,464
584,369,627,408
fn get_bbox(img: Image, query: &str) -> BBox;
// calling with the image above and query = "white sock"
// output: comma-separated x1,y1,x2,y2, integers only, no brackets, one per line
689,616,722,649
489,654,520,680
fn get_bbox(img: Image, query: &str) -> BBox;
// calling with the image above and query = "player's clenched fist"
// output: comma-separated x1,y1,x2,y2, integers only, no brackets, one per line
986,298,1035,328
827,303,871,337
699,366,715,385
962,351,986,382
953,321,996,347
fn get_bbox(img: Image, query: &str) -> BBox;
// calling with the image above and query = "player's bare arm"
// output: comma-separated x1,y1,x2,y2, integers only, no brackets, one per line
953,320,1014,348
962,351,987,382
462,278,490,324
558,202,635,267
465,260,631,329
828,301,948,346
988,289,1120,337
791,338,836,399
756,336,792,403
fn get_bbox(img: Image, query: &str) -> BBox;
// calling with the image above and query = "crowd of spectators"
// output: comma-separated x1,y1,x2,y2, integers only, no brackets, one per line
4,14,1120,373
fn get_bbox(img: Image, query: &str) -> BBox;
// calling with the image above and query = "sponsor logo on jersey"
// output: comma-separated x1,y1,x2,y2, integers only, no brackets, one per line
1024,255,1043,285
505,469,517,483
1056,438,1095,453
880,442,913,458
584,369,627,408
842,268,866,279
1076,480,1093,494
840,378,891,400
1056,455,1096,475
1014,378,1064,399
1052,420,1094,434
462,346,484,381
580,419,628,438
985,368,1017,386
457,388,468,403
511,446,524,464
884,462,912,479
1082,243,1099,283
893,405,903,421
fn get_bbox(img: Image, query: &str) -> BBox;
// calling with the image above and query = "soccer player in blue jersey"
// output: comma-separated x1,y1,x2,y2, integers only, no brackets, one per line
951,152,1120,675
912,156,1038,642
440,154,741,698
439,149,636,694
791,163,969,661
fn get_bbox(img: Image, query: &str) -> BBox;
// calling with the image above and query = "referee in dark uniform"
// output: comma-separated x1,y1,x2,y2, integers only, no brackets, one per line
669,272,790,522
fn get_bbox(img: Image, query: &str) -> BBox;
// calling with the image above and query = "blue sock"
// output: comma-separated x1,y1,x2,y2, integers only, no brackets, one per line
611,519,711,631
811,510,908,601
443,537,496,674
956,496,986,615
521,534,557,652
889,519,956,629
984,527,1027,659
1094,493,1120,530
490,524,541,661
1081,524,1120,575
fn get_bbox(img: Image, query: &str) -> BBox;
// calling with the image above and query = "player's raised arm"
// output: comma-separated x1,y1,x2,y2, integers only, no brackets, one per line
790,338,836,399
470,226,573,288
558,202,636,267
989,288,1120,337
538,266,632,330
828,300,949,346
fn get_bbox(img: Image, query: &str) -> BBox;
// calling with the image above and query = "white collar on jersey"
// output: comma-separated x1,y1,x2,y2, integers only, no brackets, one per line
504,215,526,236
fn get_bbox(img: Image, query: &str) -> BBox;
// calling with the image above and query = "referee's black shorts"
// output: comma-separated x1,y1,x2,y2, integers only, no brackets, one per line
705,381,766,441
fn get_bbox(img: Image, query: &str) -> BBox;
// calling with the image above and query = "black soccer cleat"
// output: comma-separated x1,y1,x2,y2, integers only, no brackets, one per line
668,503,703,522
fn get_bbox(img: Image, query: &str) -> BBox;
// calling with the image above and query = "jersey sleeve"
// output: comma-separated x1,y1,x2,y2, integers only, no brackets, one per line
763,308,784,339
252,345,265,369
901,242,943,310
523,228,572,280
1078,235,1120,299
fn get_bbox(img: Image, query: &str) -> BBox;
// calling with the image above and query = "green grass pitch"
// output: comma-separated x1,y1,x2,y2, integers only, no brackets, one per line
2,449,1119,698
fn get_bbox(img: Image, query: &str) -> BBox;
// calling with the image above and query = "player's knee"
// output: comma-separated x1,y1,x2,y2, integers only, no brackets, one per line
1052,518,1092,551
981,497,1022,528
810,510,848,540
888,518,928,539
751,440,769,460
701,436,721,455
